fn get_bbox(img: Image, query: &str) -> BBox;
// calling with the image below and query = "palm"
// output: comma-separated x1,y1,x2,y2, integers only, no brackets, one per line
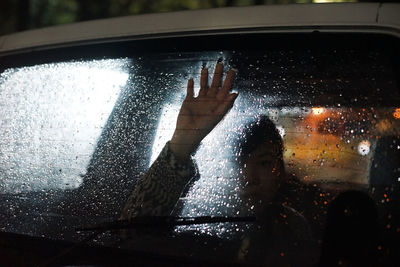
170,63,238,159
178,95,227,133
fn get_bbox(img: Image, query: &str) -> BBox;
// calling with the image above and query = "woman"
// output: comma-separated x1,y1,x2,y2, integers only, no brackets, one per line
120,62,317,265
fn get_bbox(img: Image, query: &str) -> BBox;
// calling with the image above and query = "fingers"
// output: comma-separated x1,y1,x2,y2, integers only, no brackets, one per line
209,62,223,96
215,92,239,116
198,67,208,97
198,62,236,99
211,62,223,88
186,78,194,99
218,68,236,99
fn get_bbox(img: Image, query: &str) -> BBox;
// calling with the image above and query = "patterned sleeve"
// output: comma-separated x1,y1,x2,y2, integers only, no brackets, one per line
120,141,197,220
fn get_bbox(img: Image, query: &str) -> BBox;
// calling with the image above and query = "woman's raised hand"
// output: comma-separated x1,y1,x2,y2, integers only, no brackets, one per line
170,62,238,161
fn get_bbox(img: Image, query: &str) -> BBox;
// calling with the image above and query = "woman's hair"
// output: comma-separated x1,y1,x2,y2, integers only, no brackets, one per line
237,116,284,169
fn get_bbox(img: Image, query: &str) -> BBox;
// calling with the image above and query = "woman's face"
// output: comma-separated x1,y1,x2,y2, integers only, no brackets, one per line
241,142,283,209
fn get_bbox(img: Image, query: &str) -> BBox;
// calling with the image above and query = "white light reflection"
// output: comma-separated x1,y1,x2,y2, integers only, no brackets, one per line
312,107,324,115
276,125,286,137
0,59,129,193
150,101,181,166
358,140,371,156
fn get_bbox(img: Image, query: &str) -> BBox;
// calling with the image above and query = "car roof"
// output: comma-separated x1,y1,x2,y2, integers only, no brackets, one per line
0,3,399,55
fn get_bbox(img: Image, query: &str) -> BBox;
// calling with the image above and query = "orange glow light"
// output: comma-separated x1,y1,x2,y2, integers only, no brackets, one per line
393,108,400,119
312,107,324,115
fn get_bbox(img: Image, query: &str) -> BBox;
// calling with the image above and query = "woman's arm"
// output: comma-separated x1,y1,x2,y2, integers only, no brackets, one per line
120,62,238,220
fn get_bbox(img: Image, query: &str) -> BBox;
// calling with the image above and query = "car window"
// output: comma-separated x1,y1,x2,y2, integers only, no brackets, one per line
0,59,129,193
0,34,399,264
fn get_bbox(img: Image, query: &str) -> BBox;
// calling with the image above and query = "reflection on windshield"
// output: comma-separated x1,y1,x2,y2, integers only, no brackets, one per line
0,59,129,193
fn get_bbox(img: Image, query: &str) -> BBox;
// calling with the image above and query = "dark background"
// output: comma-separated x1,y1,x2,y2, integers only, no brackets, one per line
0,0,395,36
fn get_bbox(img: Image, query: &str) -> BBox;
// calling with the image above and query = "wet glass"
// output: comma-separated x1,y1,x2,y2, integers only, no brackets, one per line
0,46,399,264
